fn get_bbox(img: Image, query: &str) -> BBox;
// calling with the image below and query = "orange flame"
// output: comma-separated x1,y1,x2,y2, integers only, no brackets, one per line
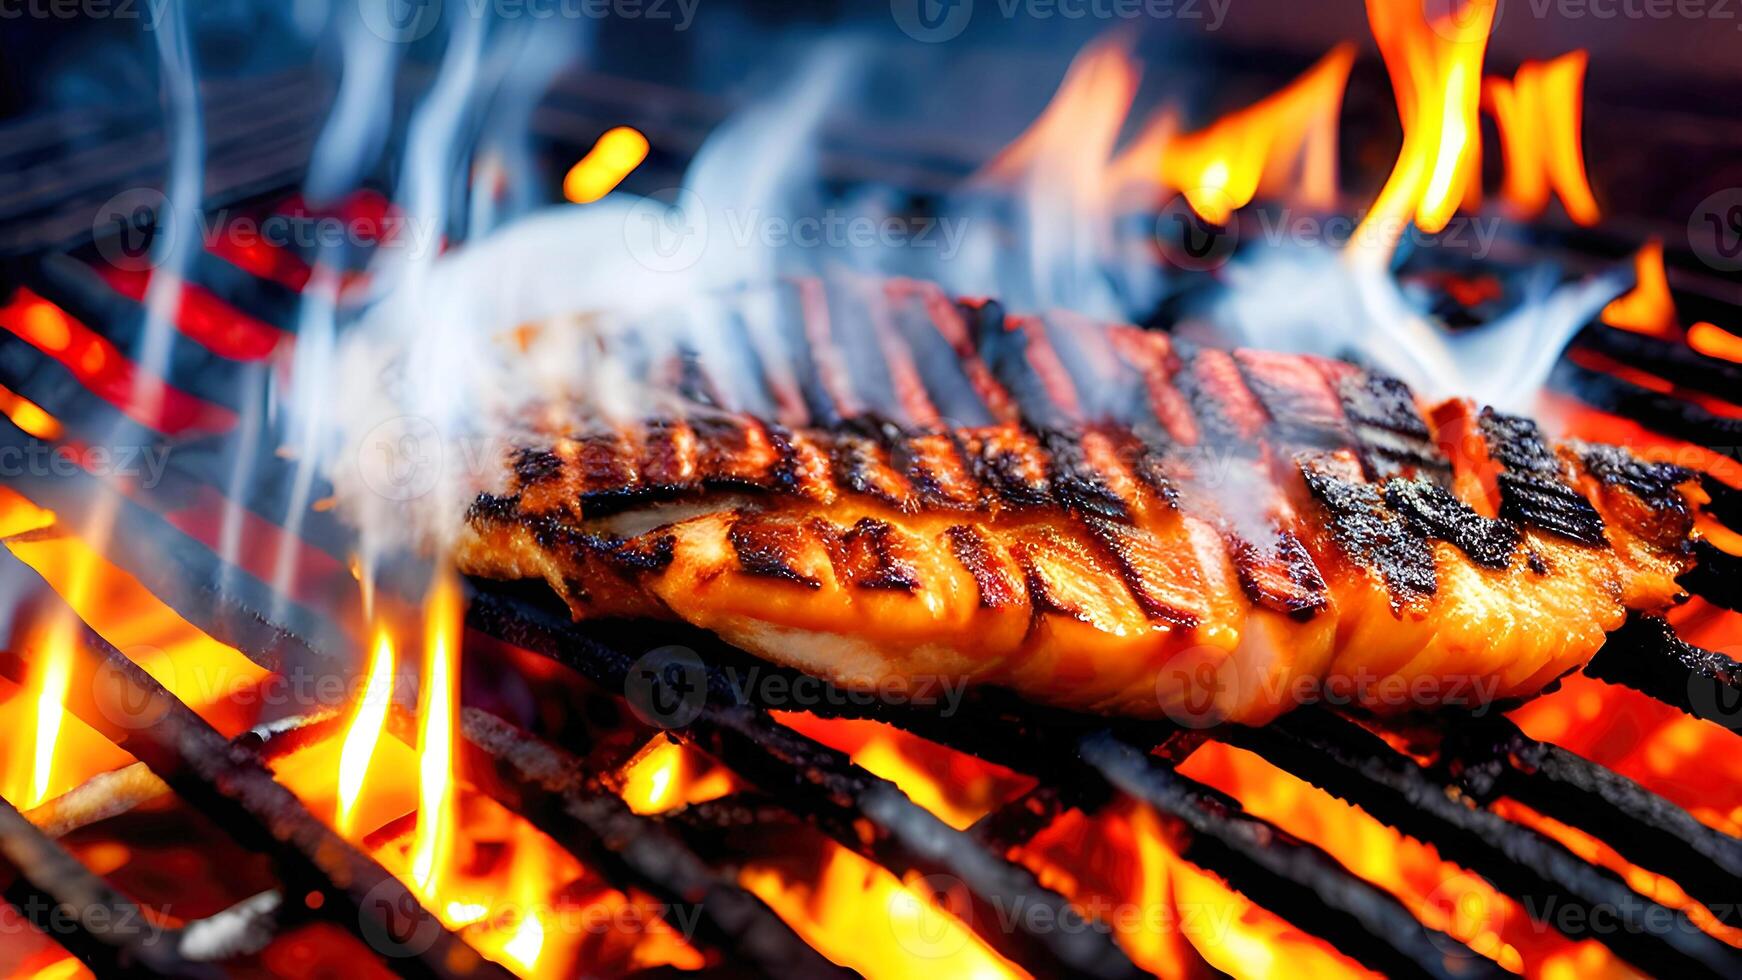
1601,239,1679,339
1156,44,1357,223
335,627,395,838
1483,51,1600,226
1353,0,1496,265
742,845,1021,979
978,39,1140,191
563,127,651,205
411,567,461,900
4,616,76,809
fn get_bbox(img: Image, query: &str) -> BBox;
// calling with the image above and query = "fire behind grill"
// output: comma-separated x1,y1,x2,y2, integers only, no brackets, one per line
0,173,1738,980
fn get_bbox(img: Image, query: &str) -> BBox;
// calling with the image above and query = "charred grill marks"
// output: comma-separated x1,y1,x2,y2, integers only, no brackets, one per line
1328,370,1455,483
1300,455,1438,606
1480,409,1608,547
1384,479,1522,569
728,513,823,589
814,517,922,592
1229,528,1332,617
1576,443,1696,515
945,523,1021,610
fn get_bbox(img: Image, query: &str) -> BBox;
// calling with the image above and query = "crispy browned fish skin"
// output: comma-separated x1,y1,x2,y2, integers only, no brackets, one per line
455,347,1705,724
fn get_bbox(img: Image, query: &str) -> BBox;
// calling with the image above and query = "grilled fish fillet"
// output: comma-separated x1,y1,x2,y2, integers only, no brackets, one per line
456,281,1705,723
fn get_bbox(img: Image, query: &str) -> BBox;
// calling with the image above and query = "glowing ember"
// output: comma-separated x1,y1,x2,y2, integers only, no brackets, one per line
562,127,650,205
1354,0,1497,263
335,627,396,837
1483,51,1601,226
618,738,735,815
1601,239,1678,339
1689,321,1742,363
0,289,235,436
0,381,62,440
411,567,461,900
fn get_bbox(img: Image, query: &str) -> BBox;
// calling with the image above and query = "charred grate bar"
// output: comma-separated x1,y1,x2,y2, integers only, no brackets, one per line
471,586,1502,977
0,794,227,978
1586,616,1742,726
1079,732,1502,980
0,472,838,974
1221,709,1742,979
1439,711,1742,920
0,552,514,980
468,585,1147,979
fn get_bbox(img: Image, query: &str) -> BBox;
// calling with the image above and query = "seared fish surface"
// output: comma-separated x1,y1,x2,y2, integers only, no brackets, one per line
456,282,1704,723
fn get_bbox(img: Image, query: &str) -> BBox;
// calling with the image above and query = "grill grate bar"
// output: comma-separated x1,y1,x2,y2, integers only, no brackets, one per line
0,552,514,980
472,589,1503,977
468,588,1145,979
0,471,843,975
0,794,227,978
1224,709,1742,979
1437,712,1742,920
398,707,856,979
1081,731,1503,980
1586,616,1742,725
1552,359,1742,455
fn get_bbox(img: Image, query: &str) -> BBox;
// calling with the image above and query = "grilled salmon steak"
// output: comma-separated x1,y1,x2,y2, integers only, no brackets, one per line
456,279,1706,724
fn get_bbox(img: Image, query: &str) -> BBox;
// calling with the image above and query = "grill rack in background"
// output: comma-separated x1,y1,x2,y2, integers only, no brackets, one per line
0,172,1738,978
